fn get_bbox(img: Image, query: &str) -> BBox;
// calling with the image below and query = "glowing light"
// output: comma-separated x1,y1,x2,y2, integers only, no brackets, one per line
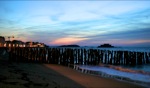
50,37,89,45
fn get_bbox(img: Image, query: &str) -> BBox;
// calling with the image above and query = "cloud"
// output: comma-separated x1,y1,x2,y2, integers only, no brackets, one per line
50,37,89,45
0,18,15,26
23,15,55,26
20,7,150,46
1,1,150,47
76,28,150,46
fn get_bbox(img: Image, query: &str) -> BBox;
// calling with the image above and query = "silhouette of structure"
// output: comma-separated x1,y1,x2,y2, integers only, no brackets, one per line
3,36,14,41
7,47,150,66
59,45,80,47
0,36,5,47
98,44,114,48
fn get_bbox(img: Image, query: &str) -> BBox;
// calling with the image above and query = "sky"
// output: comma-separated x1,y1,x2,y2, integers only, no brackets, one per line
0,1,150,47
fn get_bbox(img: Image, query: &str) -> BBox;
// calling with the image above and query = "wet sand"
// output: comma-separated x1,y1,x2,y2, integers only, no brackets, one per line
45,64,146,88
0,55,145,88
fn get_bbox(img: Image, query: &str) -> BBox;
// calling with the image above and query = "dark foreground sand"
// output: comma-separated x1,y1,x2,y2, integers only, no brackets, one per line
0,55,145,88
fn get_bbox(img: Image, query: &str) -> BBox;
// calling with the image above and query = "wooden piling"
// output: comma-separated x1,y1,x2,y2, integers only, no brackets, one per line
6,47,149,66
84,49,87,65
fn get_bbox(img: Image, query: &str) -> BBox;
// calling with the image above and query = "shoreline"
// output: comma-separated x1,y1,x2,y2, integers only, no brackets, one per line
0,55,146,88
44,64,146,88
70,64,150,88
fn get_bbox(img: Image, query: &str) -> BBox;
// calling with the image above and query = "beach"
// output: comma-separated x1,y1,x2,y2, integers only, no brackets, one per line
0,54,145,88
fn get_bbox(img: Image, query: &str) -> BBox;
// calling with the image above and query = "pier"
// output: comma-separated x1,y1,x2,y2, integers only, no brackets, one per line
0,47,150,66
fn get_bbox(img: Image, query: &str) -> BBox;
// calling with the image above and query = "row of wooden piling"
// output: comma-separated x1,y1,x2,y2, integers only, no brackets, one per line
1,47,150,66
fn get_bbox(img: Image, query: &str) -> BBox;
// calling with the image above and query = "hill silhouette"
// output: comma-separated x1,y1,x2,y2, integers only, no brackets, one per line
98,44,114,48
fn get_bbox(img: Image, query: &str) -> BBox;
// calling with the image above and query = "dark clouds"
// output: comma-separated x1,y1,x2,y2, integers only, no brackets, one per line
77,28,150,46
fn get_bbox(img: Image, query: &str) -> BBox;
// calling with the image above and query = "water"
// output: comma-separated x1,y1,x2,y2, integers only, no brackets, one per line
121,64,150,73
50,46,150,85
78,64,150,82
50,46,150,52
72,47,150,87
84,46,150,52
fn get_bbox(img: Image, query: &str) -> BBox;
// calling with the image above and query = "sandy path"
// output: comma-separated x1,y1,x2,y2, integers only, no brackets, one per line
0,56,84,88
0,54,145,88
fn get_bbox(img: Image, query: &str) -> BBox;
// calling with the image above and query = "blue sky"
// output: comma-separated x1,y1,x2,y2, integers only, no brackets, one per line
0,1,150,47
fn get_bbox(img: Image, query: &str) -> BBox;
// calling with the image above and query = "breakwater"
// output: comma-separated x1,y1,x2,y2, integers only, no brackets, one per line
0,47,150,66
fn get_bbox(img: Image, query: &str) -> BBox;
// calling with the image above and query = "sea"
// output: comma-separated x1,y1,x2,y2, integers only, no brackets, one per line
72,47,150,87
50,46,150,87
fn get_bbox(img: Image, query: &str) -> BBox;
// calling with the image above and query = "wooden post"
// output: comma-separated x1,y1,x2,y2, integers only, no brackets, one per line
66,49,70,65
5,47,149,66
87,49,90,65
100,50,104,64
48,48,51,63
57,48,60,64
62,48,67,66
97,50,100,65
69,49,74,65
145,52,149,64
77,49,81,65
130,52,136,66
58,48,61,64
95,50,99,65
137,52,142,65
35,48,38,62
108,50,112,65
142,52,144,64
73,49,77,64
113,51,117,65
124,51,129,65
84,49,87,65
80,49,83,65
90,49,93,65
104,50,107,64
8,47,12,62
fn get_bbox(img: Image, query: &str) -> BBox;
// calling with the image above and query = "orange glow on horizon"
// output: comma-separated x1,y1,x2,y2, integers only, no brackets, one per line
50,37,88,45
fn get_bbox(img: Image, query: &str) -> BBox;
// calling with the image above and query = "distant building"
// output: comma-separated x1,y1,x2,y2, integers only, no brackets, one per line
1,37,46,48
0,36,5,47
12,40,25,47
5,41,12,47
25,41,45,47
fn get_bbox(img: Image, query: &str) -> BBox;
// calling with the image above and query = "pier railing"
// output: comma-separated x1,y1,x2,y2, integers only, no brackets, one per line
0,47,150,66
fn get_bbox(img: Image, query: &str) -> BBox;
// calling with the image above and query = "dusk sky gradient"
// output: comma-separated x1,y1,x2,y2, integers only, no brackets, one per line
0,1,150,47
